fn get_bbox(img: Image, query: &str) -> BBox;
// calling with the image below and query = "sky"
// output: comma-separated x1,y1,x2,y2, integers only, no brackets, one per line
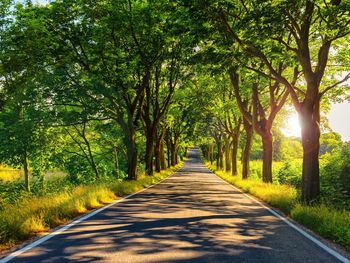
282,101,350,142
328,101,350,141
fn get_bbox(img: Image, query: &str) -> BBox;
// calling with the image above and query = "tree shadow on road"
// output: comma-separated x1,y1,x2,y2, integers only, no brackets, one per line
12,150,337,263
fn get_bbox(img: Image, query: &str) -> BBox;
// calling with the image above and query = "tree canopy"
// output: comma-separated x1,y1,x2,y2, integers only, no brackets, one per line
0,0,349,204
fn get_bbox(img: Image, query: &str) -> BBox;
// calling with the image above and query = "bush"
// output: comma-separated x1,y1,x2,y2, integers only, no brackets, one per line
277,160,302,188
320,146,350,209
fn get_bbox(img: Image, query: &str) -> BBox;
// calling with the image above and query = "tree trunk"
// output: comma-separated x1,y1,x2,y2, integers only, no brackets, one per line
218,142,223,170
23,148,30,192
231,134,239,176
242,120,253,180
79,127,100,179
87,145,99,179
145,130,155,176
262,132,273,183
224,137,231,172
216,144,220,170
209,143,213,165
113,146,119,178
167,139,171,168
160,139,166,170
125,129,138,180
174,146,179,165
206,144,210,160
300,104,321,202
170,143,176,166
154,139,161,173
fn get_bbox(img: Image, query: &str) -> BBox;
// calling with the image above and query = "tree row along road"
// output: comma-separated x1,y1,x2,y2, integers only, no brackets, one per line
1,148,346,263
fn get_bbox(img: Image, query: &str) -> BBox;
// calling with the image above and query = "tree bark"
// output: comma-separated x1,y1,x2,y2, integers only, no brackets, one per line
209,143,214,165
83,134,99,179
206,144,210,160
242,119,253,179
218,142,223,170
262,132,273,183
174,145,179,165
154,144,160,173
160,139,166,170
300,102,321,202
145,129,155,176
231,133,239,176
224,136,231,172
170,143,176,166
23,147,30,192
69,124,100,179
154,131,164,173
113,146,119,178
216,144,220,170
167,138,171,168
125,128,138,180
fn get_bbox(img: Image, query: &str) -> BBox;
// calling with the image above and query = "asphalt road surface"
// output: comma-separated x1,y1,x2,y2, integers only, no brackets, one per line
2,148,348,262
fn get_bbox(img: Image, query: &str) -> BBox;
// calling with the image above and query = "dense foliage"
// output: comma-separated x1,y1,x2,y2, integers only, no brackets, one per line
0,0,349,251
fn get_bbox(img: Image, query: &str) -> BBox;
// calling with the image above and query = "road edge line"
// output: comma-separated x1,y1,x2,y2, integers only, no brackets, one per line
0,169,182,263
210,168,350,263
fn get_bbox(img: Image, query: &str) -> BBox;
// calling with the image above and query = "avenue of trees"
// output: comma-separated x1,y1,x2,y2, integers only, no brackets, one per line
0,0,198,193
0,0,349,205
190,0,350,203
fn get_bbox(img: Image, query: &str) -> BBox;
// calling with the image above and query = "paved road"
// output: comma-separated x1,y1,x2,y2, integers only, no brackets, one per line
2,148,347,262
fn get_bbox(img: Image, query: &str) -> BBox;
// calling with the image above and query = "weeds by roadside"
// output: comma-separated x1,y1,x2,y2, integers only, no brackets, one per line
206,162,350,251
0,163,182,250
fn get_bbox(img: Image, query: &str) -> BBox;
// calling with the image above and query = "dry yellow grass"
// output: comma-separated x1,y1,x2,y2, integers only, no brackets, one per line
0,162,183,250
0,165,21,182
206,161,350,250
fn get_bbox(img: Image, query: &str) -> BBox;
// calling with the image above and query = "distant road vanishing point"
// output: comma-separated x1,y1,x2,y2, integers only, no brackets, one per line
1,148,349,263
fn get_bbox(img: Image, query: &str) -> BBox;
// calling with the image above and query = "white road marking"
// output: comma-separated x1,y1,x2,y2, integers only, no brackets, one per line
2,161,349,263
213,169,350,263
0,172,178,263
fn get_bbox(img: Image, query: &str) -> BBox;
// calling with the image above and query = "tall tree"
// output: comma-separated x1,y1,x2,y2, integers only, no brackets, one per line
195,0,350,201
142,41,185,175
12,0,178,179
229,71,254,179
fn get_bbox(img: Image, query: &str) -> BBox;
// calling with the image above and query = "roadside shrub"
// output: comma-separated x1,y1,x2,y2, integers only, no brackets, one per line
277,160,302,188
320,146,350,209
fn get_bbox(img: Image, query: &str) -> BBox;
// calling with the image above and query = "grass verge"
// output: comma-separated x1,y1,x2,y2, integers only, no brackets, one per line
0,163,182,250
206,162,350,251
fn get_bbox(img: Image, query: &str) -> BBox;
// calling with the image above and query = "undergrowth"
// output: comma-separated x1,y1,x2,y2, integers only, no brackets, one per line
0,163,182,250
206,162,350,251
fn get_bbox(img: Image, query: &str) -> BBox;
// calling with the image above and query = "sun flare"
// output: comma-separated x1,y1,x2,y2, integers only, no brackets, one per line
281,113,301,138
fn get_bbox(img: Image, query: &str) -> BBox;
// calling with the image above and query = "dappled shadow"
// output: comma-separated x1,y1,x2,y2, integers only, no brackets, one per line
11,149,339,263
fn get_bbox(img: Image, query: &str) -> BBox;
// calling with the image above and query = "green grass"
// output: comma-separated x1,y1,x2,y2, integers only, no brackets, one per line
291,204,350,248
0,163,182,250
206,162,350,251
207,163,297,213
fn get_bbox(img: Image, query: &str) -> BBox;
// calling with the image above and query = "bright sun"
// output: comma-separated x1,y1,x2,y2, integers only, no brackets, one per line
281,113,301,138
